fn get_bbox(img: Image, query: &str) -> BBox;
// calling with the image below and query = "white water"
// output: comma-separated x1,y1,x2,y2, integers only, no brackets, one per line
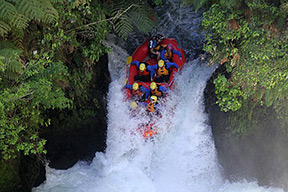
33,40,284,192
33,1,285,191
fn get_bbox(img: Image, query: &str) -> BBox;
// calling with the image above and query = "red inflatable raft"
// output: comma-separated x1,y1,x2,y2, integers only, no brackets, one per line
124,37,186,138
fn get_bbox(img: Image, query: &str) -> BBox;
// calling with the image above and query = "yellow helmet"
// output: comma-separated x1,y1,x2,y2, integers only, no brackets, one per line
158,60,164,67
139,63,146,71
150,82,157,90
132,82,139,90
151,95,157,102
130,101,138,109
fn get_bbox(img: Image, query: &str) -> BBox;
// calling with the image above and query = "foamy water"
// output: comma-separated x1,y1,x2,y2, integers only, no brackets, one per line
33,41,284,192
33,0,285,191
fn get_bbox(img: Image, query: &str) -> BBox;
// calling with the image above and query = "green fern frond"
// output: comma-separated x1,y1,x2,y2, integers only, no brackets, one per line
38,0,59,23
0,20,11,37
0,0,17,20
114,14,133,39
130,4,155,33
17,0,45,22
10,33,24,49
7,60,23,73
0,48,23,80
9,13,29,30
108,0,157,39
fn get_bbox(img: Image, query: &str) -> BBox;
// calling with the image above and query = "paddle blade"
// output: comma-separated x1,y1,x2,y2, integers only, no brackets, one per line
126,56,132,65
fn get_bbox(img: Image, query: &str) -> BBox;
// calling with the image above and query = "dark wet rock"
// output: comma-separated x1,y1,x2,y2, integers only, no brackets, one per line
204,65,288,190
41,54,110,170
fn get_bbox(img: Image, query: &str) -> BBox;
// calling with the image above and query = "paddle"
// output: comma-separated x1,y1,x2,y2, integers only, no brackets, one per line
125,56,133,86
126,56,132,65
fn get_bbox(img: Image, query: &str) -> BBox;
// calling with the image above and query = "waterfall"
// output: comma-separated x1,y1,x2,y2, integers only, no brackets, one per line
33,1,284,192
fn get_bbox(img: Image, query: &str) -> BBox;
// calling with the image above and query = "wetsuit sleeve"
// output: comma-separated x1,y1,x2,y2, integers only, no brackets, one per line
172,49,182,58
140,86,150,99
147,65,156,77
124,84,132,90
160,50,169,62
166,61,179,69
159,86,168,93
131,60,140,68
155,103,161,109
138,102,148,107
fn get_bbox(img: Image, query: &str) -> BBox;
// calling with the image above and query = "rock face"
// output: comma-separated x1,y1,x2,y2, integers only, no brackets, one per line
42,54,110,170
204,65,288,190
28,54,110,189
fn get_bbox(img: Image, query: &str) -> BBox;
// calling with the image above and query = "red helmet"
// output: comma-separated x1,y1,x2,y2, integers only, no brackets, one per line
167,44,173,50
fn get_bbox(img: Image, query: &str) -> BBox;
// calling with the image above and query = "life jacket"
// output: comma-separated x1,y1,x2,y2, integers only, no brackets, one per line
147,102,155,112
154,44,161,51
164,50,173,60
157,65,169,76
151,87,163,97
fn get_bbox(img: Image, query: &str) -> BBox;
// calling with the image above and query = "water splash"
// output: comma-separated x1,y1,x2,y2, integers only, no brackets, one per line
33,1,285,191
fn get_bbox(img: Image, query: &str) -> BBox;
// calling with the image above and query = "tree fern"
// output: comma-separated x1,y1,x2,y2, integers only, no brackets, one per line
17,0,46,22
114,14,133,39
0,0,17,20
0,48,23,81
107,0,157,39
9,13,29,31
0,0,58,39
0,21,11,37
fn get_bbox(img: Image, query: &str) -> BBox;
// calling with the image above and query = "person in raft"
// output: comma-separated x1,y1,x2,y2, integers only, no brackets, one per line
148,82,168,98
137,95,160,114
130,95,160,116
148,34,164,60
151,59,179,83
160,44,182,62
131,60,154,82
124,82,149,102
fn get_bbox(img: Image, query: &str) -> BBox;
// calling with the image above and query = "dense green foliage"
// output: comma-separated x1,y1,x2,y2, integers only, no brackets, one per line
186,0,288,130
0,0,71,160
104,0,158,39
0,0,158,161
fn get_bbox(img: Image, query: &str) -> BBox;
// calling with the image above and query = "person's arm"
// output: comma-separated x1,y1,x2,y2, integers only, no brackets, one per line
166,61,179,69
124,84,132,90
150,48,158,55
159,86,168,93
141,87,150,100
154,103,161,109
172,49,182,59
160,50,169,62
131,60,140,68
137,102,148,107
148,65,156,78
